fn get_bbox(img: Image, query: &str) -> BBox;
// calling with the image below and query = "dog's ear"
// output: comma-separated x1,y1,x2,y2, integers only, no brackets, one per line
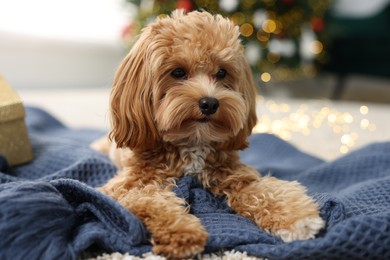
109,31,160,150
221,53,258,151
240,56,258,147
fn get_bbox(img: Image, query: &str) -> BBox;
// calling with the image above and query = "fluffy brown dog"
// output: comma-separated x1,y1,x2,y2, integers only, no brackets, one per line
95,10,324,259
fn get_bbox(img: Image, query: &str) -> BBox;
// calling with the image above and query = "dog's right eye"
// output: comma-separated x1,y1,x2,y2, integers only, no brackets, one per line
171,68,187,79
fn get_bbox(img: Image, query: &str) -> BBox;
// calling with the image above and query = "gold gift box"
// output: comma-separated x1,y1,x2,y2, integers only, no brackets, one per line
0,76,33,166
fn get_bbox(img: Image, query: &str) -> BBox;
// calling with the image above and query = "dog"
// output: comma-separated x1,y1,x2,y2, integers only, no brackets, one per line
94,9,324,259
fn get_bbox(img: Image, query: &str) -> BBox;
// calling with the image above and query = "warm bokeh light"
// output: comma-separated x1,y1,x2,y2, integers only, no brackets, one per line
240,23,254,37
261,72,271,82
360,105,369,115
310,40,323,54
262,19,277,33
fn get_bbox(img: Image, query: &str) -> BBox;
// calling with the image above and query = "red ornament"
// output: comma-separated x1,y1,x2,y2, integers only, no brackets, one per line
176,0,193,12
311,17,325,32
121,23,135,40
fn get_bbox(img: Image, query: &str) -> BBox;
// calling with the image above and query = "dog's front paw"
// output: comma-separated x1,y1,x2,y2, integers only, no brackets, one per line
152,225,208,259
272,216,325,242
231,177,325,243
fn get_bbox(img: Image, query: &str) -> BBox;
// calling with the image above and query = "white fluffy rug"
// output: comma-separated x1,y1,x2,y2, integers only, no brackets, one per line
88,250,263,260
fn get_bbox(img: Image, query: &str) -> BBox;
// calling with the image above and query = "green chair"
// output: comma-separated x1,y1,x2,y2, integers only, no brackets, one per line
322,4,390,99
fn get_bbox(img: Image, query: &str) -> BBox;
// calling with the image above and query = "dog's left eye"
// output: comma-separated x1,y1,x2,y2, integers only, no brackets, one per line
215,69,227,80
171,68,187,79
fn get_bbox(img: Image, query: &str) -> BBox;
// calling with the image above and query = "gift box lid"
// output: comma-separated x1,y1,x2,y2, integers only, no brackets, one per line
0,76,25,123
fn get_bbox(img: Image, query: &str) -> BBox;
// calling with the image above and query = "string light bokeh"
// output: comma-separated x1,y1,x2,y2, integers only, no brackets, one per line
254,96,379,158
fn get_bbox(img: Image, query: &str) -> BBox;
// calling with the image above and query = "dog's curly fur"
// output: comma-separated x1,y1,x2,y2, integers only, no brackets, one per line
94,10,324,259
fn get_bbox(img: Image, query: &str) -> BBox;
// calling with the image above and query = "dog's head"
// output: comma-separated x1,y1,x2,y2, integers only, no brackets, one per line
110,10,257,151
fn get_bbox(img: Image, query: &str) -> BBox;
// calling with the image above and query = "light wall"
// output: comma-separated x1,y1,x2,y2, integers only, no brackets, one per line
0,0,131,89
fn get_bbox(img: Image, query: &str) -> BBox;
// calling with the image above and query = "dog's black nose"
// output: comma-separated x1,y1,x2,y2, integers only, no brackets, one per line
199,97,219,115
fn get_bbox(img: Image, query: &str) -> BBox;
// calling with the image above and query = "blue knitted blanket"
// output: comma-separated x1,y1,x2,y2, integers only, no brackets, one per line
1,107,390,260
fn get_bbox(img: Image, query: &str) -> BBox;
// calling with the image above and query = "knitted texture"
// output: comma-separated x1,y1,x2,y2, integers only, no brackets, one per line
1,107,390,259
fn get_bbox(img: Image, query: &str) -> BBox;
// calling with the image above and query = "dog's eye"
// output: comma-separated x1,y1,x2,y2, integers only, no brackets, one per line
216,69,227,80
171,68,187,79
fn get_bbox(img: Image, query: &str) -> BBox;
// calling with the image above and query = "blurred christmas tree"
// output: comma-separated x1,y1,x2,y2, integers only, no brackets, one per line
122,0,331,83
